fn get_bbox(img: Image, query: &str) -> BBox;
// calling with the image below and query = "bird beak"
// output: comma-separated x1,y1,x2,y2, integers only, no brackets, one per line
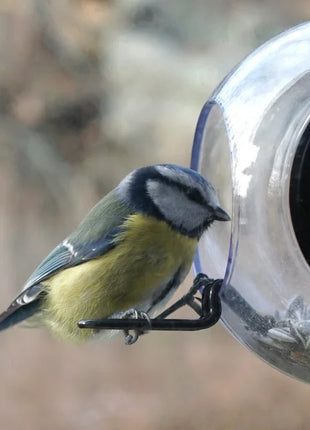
214,206,231,221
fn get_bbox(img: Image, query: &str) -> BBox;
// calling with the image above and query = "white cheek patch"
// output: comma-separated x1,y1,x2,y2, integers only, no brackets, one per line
155,165,219,208
146,180,207,232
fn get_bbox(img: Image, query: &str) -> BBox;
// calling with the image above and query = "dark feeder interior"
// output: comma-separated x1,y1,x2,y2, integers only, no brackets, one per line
290,122,310,266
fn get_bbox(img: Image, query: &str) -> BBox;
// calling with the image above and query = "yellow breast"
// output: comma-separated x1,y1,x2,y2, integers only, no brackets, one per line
41,214,197,343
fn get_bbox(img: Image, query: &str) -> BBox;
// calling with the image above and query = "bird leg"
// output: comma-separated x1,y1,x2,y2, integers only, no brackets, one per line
155,273,212,319
120,308,152,345
78,273,223,336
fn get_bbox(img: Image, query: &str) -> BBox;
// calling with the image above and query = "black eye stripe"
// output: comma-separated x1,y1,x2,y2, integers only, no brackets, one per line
156,175,207,206
185,188,204,204
169,181,206,205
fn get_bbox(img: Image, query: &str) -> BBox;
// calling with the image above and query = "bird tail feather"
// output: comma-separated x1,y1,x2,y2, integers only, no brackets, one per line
0,301,40,331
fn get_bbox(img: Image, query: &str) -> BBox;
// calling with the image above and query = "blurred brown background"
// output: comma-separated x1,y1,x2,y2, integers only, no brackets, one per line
1,1,310,429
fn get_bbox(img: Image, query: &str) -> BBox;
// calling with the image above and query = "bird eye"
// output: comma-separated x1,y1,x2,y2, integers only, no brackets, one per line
186,188,203,204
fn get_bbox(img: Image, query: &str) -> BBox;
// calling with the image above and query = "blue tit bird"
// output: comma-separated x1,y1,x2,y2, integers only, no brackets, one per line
0,164,230,344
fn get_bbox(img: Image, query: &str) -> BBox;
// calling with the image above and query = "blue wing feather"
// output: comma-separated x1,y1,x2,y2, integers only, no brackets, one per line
0,190,131,328
23,228,122,291
0,227,124,329
22,244,73,291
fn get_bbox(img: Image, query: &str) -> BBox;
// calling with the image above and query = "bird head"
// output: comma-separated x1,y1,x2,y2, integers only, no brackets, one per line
117,164,230,239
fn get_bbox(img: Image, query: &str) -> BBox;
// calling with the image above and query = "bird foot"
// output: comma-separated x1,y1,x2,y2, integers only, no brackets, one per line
120,308,151,345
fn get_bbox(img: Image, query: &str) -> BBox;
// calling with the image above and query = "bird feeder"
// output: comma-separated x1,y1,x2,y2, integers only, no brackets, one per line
191,22,310,383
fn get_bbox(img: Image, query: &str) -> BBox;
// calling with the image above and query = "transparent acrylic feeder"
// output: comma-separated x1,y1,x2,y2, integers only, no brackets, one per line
191,22,310,383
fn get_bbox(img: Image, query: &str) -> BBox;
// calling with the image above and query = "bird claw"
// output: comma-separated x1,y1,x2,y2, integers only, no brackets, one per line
120,308,151,345
155,273,212,320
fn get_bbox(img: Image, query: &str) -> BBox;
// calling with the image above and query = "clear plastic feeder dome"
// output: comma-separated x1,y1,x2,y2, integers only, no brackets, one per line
191,22,310,383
